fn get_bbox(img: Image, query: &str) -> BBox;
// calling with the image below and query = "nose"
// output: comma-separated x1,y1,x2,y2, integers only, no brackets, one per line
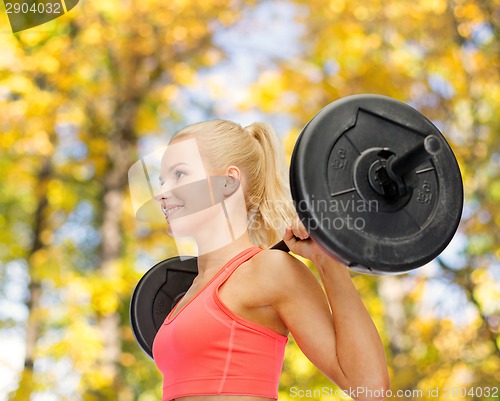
154,186,172,202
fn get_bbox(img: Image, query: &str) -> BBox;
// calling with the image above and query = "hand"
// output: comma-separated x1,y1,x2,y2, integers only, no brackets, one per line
283,216,326,262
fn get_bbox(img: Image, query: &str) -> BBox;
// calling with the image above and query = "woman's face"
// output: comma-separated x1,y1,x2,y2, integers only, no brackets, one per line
156,137,229,237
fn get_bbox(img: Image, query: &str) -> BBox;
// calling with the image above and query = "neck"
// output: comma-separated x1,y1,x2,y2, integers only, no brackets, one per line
196,231,257,276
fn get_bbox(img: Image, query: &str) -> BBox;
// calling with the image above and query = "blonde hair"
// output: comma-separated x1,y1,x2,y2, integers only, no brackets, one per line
171,120,296,248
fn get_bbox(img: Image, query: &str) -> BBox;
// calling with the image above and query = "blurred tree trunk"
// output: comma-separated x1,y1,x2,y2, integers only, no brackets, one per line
91,100,138,398
9,156,53,401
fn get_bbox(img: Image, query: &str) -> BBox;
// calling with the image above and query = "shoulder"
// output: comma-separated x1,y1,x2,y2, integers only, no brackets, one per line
252,249,308,275
249,249,319,303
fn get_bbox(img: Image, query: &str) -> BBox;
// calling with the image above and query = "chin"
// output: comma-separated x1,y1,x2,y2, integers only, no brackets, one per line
168,215,201,238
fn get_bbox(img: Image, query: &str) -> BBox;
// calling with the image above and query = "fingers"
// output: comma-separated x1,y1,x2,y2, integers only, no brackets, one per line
283,226,294,241
291,215,309,240
283,227,302,255
284,215,310,255
284,227,299,245
284,226,316,261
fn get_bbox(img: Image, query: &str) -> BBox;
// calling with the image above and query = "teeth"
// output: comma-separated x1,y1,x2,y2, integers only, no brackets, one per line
167,206,182,215
163,206,183,216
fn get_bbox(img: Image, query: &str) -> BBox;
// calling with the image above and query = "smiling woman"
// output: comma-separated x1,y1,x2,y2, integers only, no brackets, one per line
146,119,390,401
155,138,230,246
157,120,296,251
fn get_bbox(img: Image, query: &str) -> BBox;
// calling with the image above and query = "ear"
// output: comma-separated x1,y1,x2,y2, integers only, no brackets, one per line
223,175,240,196
222,167,241,196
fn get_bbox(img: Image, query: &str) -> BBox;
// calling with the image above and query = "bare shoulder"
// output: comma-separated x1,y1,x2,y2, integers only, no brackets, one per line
252,249,307,273
249,250,320,303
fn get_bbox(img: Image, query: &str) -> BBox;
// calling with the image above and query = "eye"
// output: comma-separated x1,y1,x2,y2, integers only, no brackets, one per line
175,169,186,181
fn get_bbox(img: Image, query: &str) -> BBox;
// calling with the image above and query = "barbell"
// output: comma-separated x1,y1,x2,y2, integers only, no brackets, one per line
130,94,463,358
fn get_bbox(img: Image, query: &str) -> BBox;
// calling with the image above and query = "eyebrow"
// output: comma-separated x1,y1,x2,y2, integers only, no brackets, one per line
159,162,189,184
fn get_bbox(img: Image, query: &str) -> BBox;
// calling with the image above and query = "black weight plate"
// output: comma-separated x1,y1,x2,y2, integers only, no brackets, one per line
130,257,197,358
290,94,463,274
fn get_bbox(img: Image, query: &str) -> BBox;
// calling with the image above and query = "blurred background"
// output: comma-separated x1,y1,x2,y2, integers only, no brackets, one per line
0,0,499,400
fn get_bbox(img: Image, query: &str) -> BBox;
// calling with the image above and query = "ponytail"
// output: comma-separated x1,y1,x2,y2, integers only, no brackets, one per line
243,123,296,247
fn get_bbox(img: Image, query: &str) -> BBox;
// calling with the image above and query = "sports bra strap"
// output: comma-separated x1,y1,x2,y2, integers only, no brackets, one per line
220,246,263,277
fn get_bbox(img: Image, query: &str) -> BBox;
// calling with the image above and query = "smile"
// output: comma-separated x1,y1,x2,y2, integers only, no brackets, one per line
162,204,184,219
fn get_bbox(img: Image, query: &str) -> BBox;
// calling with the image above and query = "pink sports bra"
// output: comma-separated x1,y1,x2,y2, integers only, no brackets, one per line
152,246,288,400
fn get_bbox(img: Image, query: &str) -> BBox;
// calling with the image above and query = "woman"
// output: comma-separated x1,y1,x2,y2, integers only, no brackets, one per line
152,120,390,401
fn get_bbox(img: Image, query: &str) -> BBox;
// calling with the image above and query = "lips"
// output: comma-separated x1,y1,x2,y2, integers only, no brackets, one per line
161,203,184,220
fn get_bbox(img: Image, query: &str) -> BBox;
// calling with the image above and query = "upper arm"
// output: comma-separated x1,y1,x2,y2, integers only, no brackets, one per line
256,250,347,387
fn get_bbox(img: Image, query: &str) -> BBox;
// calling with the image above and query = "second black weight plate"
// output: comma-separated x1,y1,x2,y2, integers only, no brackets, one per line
130,257,197,359
290,94,463,274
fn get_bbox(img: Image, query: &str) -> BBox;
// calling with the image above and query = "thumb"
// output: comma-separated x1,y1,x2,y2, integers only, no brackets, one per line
283,227,299,249
283,226,294,240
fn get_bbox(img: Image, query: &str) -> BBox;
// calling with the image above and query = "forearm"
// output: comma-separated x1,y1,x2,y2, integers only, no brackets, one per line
312,252,390,392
